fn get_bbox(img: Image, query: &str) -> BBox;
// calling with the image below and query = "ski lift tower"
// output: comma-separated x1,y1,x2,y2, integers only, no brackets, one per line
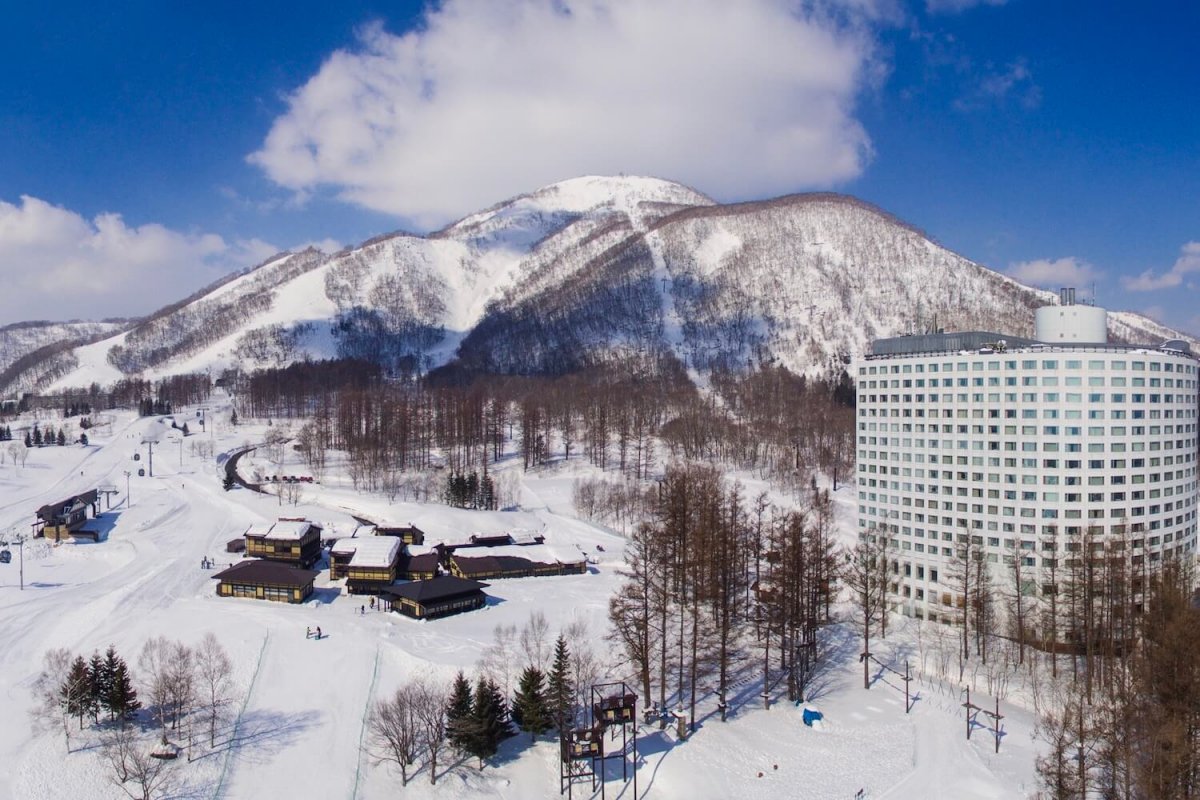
141,429,163,477
559,725,602,799
592,682,639,799
97,483,119,510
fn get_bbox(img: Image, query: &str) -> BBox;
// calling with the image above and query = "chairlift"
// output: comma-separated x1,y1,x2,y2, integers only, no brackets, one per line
0,550,11,564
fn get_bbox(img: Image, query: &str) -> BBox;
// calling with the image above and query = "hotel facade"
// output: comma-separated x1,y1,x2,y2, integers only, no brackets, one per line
855,299,1198,621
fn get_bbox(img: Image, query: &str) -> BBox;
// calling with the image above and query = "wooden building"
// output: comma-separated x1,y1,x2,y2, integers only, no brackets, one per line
381,576,488,620
212,560,318,603
397,548,440,581
36,490,99,541
244,518,323,568
351,517,425,546
330,536,403,594
449,543,587,581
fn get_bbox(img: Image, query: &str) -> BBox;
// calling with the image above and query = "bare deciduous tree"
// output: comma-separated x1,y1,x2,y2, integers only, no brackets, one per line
195,633,232,747
30,648,73,752
138,638,173,738
519,611,551,673
368,685,421,786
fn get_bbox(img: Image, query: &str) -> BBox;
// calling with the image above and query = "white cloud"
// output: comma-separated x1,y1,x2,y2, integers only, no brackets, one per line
955,58,1040,111
1007,256,1100,289
0,195,278,323
1121,242,1200,292
925,0,1006,13
249,0,884,226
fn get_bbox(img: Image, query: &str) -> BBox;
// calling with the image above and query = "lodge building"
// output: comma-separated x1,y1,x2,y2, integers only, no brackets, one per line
244,518,323,569
212,560,318,604
381,576,489,619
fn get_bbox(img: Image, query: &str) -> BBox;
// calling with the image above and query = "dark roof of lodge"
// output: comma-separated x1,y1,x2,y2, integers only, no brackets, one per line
36,489,99,521
452,554,548,575
399,552,440,571
212,560,319,587
382,576,488,603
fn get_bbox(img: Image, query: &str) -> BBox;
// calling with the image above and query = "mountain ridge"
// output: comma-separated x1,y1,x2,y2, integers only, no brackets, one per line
3,176,1190,395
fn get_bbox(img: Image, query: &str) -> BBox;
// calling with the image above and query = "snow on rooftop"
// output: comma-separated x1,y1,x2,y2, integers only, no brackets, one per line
348,536,401,568
457,542,584,565
244,521,274,538
246,518,319,540
330,538,359,555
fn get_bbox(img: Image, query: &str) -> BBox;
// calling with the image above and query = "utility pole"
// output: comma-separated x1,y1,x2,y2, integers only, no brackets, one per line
124,470,132,508
146,440,154,477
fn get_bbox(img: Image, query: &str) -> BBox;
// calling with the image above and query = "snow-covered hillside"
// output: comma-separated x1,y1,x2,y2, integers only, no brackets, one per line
0,320,130,396
16,177,1194,393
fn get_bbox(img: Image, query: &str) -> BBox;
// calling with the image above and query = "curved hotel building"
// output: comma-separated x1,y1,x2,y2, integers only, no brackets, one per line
855,297,1198,621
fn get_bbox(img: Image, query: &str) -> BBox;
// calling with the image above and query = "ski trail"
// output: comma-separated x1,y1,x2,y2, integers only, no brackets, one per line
616,194,702,386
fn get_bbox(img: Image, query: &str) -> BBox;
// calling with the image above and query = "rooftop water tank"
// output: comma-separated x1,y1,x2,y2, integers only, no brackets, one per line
1035,304,1108,344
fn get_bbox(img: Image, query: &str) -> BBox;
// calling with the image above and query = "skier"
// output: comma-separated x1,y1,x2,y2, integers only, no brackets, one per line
306,626,311,639
315,626,322,639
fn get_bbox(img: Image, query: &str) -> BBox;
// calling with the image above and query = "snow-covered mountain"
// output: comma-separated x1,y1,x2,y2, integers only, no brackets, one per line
11,177,1194,395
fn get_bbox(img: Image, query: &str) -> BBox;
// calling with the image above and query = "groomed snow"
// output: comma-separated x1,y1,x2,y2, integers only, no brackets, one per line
0,392,1040,800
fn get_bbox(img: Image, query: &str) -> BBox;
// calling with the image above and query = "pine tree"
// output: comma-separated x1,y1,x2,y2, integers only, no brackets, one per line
60,655,94,729
23,431,31,448
88,651,109,724
181,422,189,436
547,635,573,732
480,474,496,511
104,646,140,722
468,677,510,768
56,429,66,446
230,409,238,426
32,426,42,447
512,666,550,741
466,472,480,508
445,671,474,753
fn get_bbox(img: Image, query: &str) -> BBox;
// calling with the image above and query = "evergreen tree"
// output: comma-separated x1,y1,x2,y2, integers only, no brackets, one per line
56,429,66,446
105,647,140,722
60,655,94,729
230,409,238,426
466,472,480,508
32,426,42,447
80,433,89,447
23,431,31,448
547,635,573,732
445,671,475,753
88,650,108,724
480,475,496,511
468,677,511,768
512,666,550,741
181,422,189,436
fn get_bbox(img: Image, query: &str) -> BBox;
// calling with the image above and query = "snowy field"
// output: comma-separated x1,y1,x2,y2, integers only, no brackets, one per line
0,395,1040,799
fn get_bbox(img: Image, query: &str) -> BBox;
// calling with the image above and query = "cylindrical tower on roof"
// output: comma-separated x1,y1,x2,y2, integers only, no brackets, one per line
1035,303,1108,343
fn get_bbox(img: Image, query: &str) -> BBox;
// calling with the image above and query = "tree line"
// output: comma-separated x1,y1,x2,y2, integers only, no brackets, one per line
607,463,840,735
32,633,237,800
366,615,589,788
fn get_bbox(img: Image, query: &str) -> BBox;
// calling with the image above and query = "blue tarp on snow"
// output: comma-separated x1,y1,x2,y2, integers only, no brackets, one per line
802,708,823,727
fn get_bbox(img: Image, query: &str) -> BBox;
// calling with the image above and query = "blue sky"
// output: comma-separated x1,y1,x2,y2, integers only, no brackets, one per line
0,0,1196,330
